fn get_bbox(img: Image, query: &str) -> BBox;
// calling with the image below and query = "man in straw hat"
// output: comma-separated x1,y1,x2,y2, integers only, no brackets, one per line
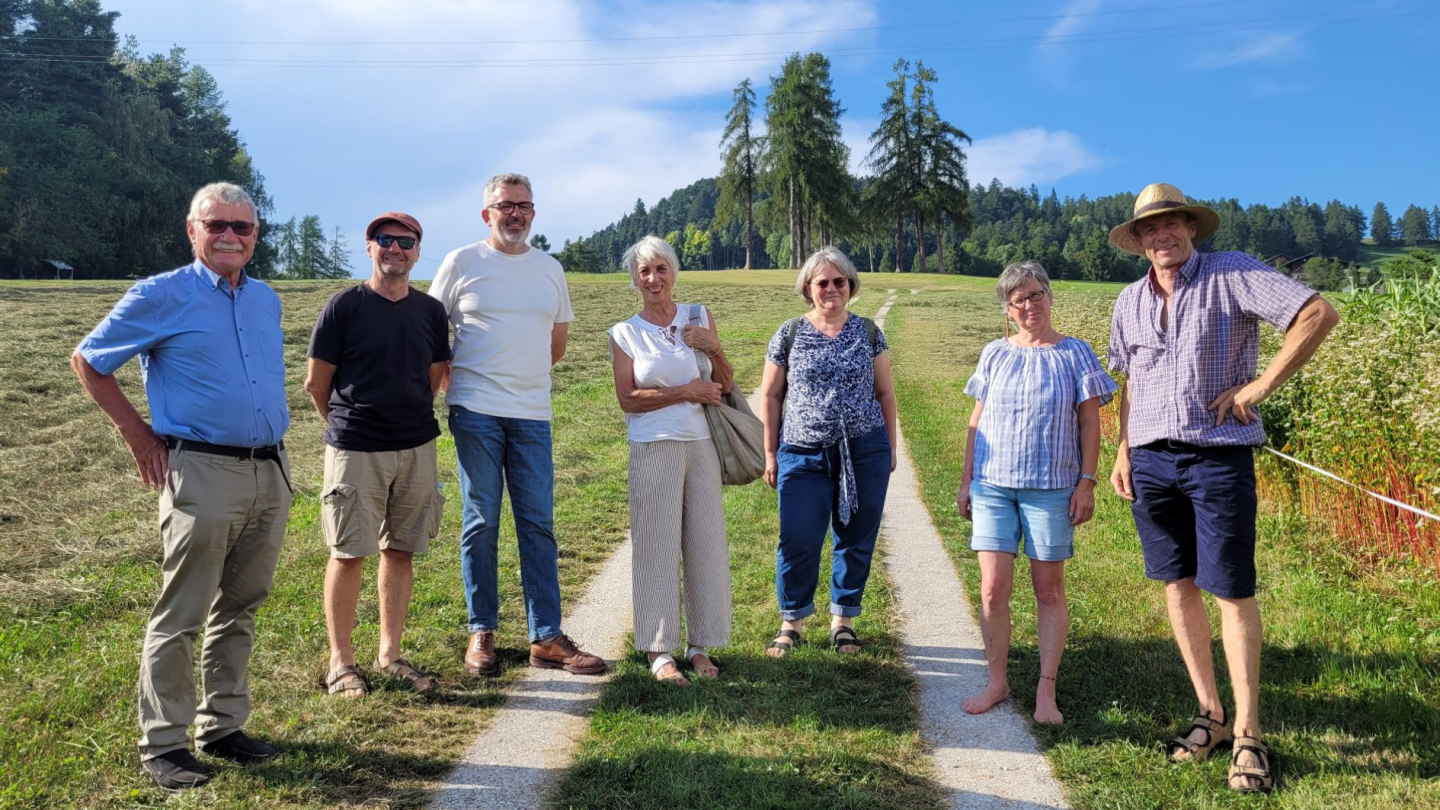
1106,183,1338,793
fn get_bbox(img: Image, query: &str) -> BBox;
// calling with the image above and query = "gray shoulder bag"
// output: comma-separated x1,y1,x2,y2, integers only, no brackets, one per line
688,305,765,485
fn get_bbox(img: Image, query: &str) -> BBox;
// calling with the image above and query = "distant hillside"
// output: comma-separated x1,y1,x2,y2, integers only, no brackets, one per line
563,177,1435,287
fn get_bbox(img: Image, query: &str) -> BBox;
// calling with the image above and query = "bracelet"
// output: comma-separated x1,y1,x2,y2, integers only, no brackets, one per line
1078,472,1097,482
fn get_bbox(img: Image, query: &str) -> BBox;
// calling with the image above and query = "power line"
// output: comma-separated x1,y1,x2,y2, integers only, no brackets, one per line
0,0,1294,45
1,5,1430,69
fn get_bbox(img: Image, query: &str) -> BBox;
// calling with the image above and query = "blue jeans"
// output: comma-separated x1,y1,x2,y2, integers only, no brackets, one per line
775,426,892,620
449,405,563,641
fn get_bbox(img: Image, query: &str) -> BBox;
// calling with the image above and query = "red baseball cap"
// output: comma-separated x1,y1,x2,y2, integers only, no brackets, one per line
366,211,423,241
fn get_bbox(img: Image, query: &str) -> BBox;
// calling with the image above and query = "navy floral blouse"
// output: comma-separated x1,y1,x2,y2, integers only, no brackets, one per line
766,313,889,523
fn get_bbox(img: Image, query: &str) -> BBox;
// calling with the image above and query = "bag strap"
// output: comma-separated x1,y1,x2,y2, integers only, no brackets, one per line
688,304,713,382
781,317,802,366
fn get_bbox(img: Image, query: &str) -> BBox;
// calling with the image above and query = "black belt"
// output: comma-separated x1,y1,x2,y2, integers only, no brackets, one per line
165,437,285,460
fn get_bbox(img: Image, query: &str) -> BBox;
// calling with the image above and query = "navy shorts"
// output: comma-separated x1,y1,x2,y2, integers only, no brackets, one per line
1129,442,1258,599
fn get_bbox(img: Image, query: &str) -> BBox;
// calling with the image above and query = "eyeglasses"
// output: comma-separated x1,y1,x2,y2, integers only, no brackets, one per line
199,220,256,236
488,201,535,215
1007,290,1047,308
374,234,417,250
813,277,849,290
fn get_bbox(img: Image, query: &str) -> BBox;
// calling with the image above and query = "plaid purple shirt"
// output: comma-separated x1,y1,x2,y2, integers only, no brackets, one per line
1108,250,1316,448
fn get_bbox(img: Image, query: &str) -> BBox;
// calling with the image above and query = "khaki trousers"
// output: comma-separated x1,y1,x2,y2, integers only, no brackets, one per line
138,447,291,759
628,439,731,652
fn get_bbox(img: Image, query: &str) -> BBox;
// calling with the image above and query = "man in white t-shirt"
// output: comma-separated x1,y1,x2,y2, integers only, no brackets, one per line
429,173,605,678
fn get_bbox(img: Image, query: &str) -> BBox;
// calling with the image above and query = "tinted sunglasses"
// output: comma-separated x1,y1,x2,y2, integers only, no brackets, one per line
200,220,256,236
814,277,849,290
374,234,417,250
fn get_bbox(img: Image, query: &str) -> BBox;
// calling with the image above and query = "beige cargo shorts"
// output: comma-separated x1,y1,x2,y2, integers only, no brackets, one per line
321,439,444,558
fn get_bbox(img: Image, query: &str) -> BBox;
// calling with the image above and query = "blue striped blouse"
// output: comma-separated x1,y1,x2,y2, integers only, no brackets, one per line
965,336,1117,490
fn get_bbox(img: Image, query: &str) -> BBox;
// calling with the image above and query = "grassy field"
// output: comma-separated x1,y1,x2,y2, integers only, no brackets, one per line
2,268,1436,809
884,285,1440,809
0,271,937,809
1357,240,1440,269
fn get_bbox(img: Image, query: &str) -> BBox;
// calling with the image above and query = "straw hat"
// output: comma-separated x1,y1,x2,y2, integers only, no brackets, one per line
1108,183,1219,256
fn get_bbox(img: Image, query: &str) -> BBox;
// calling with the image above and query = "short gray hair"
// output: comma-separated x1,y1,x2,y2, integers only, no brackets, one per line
621,235,680,288
795,246,861,304
187,182,256,223
996,260,1051,309
484,173,533,205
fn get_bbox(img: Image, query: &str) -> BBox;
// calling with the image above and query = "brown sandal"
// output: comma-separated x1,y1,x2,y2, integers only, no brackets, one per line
325,664,368,698
1228,736,1275,793
374,658,436,694
1167,710,1231,762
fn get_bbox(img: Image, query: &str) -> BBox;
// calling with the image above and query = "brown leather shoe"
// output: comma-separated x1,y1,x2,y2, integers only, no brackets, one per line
529,634,607,675
464,630,498,676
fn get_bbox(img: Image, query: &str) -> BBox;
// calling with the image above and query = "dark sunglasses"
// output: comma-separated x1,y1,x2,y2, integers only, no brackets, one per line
814,277,849,290
200,220,256,236
374,234,417,250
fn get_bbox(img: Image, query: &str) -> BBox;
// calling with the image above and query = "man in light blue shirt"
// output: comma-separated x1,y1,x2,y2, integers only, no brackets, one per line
72,182,292,792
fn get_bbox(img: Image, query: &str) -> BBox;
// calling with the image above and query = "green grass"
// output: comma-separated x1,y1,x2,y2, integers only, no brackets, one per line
883,287,1440,809
4,269,1436,808
1357,240,1440,270
0,271,931,809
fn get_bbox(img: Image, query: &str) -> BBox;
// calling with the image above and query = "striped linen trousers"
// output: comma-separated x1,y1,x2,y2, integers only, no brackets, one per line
628,438,732,652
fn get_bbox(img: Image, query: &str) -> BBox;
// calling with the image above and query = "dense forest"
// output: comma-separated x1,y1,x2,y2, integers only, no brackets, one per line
0,0,348,279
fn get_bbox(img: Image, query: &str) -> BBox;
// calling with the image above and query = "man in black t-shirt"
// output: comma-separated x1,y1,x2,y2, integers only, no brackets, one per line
304,212,451,697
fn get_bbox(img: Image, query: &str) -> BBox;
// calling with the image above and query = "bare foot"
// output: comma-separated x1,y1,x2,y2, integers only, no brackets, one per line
961,683,1010,714
1033,696,1063,725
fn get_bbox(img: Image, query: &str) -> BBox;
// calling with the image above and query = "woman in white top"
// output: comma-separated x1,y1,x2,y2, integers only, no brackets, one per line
608,235,734,685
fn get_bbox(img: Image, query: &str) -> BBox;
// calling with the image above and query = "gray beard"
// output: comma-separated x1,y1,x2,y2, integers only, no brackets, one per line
495,224,530,245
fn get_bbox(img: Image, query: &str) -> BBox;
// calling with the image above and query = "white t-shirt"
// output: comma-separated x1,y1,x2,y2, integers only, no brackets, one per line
608,304,711,443
429,241,574,420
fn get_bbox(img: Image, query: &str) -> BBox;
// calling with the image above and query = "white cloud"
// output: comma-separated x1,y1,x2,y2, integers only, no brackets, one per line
110,0,878,276
1189,30,1309,69
967,128,1101,187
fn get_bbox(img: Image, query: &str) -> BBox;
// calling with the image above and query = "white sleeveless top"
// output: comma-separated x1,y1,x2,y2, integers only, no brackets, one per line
608,303,711,443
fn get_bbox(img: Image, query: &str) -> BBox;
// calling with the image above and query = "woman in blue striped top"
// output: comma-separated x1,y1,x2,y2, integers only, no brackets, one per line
956,260,1117,725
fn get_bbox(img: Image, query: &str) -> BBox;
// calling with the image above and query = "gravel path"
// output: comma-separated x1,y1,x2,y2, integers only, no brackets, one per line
428,535,633,810
875,291,1070,809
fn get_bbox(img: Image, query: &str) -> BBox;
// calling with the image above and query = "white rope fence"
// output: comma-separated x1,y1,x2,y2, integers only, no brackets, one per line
1260,446,1440,523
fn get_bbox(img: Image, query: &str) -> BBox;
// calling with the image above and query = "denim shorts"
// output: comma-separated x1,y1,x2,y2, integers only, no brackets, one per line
968,480,1075,561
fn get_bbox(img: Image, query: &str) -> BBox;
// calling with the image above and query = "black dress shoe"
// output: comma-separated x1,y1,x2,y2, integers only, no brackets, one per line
198,730,280,764
142,749,211,791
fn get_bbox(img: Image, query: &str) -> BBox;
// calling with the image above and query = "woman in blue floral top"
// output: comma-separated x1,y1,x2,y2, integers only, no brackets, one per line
758,246,897,657
956,260,1117,724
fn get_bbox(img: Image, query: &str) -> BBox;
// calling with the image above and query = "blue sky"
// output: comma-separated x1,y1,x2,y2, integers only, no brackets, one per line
98,0,1438,278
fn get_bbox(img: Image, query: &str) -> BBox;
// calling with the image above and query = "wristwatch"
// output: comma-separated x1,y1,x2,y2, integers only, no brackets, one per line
1078,472,1097,482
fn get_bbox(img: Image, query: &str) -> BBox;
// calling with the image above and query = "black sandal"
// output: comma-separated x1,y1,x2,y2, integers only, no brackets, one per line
829,625,862,652
1167,710,1232,762
1229,736,1275,793
766,629,801,657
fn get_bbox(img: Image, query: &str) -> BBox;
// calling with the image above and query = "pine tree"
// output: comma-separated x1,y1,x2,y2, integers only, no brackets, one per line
717,78,763,269
1371,202,1395,245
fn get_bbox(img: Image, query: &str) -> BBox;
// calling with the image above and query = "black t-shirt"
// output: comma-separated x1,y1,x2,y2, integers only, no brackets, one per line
307,284,451,452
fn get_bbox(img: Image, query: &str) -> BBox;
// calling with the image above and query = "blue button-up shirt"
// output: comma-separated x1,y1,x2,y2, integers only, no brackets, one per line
77,260,290,447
